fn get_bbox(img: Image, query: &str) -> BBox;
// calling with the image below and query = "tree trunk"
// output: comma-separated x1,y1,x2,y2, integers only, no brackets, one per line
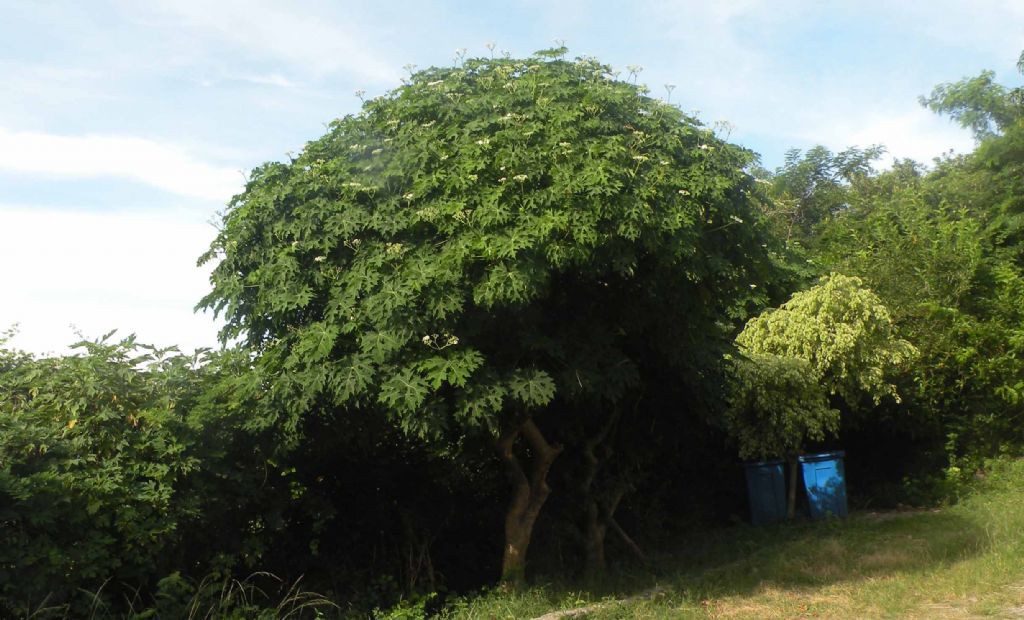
496,418,562,588
579,406,623,579
582,483,636,578
787,455,799,519
583,500,608,578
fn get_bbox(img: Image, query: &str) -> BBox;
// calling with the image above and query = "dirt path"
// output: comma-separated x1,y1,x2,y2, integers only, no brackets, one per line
529,587,667,620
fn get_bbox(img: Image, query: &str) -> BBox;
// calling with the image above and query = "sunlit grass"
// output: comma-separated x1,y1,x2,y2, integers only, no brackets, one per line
441,458,1024,619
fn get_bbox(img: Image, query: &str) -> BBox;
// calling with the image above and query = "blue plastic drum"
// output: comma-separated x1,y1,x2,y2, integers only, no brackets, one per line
743,459,787,525
798,451,848,519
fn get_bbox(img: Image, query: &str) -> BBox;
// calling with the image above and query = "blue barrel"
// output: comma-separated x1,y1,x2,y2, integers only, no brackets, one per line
799,451,848,519
743,459,787,525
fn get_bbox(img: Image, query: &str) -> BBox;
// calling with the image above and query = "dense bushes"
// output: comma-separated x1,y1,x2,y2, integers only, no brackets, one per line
0,334,508,616
0,337,207,614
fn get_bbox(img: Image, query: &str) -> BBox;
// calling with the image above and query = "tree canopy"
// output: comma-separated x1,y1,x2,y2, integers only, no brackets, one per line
199,50,776,439
736,273,917,406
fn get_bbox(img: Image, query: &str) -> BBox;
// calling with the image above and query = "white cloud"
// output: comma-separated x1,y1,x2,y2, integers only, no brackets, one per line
888,0,1024,59
0,128,243,202
0,205,222,356
795,106,976,164
0,62,112,102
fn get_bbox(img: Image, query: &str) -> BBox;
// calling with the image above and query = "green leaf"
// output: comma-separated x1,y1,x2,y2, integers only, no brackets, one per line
415,349,485,389
330,356,375,402
507,369,556,408
378,368,430,414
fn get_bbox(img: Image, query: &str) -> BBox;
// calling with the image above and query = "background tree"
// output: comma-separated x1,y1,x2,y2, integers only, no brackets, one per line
198,49,778,585
922,52,1024,260
811,51,1024,480
756,145,884,246
920,51,1024,141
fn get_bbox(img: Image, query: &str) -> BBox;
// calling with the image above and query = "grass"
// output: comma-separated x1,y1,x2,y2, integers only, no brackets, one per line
437,458,1024,619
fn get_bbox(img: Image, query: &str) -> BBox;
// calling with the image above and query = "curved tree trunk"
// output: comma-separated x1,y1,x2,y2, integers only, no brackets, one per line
496,418,562,588
579,404,647,578
580,412,612,579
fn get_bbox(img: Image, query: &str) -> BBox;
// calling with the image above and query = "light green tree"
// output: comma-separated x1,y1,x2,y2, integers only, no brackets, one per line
730,274,916,516
725,353,838,463
736,273,917,406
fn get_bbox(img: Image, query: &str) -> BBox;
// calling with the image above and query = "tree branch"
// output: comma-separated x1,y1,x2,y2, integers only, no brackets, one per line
608,516,647,563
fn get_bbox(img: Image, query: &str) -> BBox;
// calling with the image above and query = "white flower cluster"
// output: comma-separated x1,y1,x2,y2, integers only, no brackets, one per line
416,206,439,220
421,332,460,349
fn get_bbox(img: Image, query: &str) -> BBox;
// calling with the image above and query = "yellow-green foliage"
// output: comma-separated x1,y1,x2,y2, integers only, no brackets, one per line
725,353,839,460
736,273,917,405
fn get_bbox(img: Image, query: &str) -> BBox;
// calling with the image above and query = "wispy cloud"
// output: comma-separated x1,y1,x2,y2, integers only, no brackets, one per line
231,73,296,88
0,128,243,202
135,0,401,84
0,62,112,101
888,0,1024,60
631,0,1010,166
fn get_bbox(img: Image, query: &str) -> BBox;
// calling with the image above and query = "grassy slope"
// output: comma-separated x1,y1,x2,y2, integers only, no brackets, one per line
441,459,1024,619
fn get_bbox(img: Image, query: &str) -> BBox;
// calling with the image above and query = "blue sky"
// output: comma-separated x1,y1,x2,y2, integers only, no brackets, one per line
2,0,1022,354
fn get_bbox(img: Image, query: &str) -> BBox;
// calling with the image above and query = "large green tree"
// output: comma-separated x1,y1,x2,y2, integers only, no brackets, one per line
759,145,885,244
199,49,777,583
